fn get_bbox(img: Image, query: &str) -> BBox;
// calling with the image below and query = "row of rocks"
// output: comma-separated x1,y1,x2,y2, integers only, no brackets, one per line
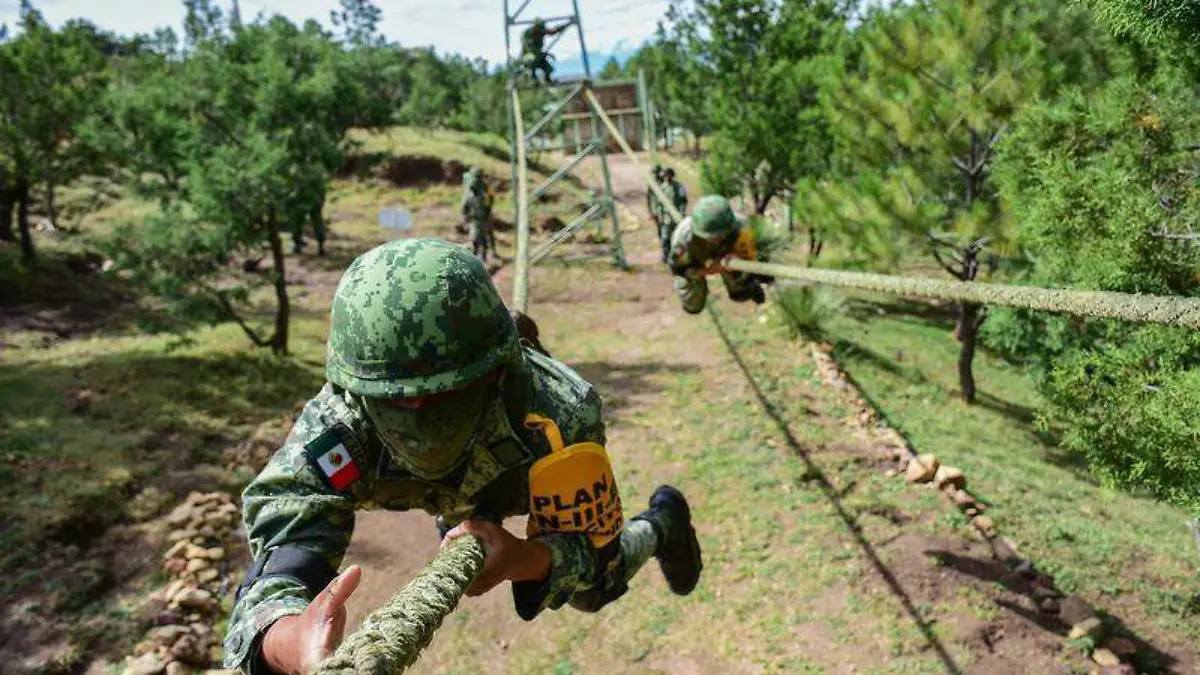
124,491,240,675
806,342,1142,674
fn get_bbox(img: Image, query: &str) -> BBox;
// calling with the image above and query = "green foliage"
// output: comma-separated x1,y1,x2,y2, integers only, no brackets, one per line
1041,327,1200,506
94,3,380,353
1086,0,1200,52
745,213,789,258
0,2,109,260
987,72,1200,506
660,0,853,213
767,284,844,338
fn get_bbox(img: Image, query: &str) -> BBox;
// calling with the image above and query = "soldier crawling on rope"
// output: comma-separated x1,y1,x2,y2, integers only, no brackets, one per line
223,238,703,674
668,194,775,314
522,18,569,85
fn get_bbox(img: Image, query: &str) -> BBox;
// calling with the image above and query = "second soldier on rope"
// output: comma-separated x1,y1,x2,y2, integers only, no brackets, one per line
667,195,774,314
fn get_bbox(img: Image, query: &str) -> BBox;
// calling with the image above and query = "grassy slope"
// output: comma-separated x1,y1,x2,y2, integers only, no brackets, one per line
823,294,1200,654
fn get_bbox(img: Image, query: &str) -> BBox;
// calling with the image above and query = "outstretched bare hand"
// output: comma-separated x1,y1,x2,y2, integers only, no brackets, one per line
261,565,363,675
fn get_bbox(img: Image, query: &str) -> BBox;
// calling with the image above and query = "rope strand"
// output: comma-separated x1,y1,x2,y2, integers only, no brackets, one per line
316,536,485,675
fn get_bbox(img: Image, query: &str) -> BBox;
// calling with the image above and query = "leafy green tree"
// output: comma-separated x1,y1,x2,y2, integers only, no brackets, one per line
662,0,853,213
98,3,375,354
987,75,1200,505
628,23,712,156
1086,0,1200,50
598,56,622,80
0,1,108,262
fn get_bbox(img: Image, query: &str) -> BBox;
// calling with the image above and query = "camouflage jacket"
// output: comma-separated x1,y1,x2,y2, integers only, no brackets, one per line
667,216,757,276
223,349,605,672
461,183,492,222
666,180,688,220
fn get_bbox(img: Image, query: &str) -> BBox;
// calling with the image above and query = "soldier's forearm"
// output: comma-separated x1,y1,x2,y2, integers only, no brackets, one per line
514,538,552,583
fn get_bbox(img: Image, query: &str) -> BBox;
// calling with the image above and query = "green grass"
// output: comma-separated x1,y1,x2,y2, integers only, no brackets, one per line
823,293,1200,646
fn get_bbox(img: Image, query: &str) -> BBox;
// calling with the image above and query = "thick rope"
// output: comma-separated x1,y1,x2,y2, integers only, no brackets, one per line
315,536,485,675
728,259,1200,330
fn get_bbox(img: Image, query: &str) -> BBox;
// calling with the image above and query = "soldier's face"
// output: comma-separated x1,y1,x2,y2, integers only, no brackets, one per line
362,372,500,478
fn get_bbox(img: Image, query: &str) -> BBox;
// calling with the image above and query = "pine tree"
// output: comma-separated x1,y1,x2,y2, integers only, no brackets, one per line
809,0,1110,403
989,74,1200,505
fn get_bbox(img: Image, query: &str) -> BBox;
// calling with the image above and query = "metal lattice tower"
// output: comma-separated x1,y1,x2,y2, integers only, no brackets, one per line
503,0,633,312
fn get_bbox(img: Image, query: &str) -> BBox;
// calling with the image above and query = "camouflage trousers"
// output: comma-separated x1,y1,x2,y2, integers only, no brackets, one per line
658,218,678,264
673,269,763,314
555,509,664,613
470,219,492,263
525,54,554,84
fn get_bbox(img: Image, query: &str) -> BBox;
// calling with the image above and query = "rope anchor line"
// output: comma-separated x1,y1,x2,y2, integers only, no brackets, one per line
316,536,485,675
727,259,1200,330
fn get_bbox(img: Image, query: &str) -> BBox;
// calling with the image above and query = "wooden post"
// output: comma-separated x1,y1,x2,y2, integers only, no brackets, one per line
512,89,531,314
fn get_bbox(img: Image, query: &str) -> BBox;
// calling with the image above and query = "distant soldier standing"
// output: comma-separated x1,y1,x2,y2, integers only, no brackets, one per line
522,18,569,85
461,168,495,263
668,195,773,314
658,168,688,264
646,165,665,234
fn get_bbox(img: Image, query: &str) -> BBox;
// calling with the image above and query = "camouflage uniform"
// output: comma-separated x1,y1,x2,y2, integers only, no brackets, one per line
461,170,494,263
522,20,565,85
668,195,765,314
658,173,688,264
647,166,665,229
223,239,676,674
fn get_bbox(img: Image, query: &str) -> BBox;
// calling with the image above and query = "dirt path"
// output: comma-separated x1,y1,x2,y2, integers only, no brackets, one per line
336,154,1125,674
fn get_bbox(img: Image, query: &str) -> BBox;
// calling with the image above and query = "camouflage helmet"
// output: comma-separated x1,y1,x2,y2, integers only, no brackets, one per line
691,195,737,238
326,238,519,398
651,164,664,180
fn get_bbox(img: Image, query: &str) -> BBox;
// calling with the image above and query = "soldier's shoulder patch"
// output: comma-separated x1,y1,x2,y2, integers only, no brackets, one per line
304,426,361,492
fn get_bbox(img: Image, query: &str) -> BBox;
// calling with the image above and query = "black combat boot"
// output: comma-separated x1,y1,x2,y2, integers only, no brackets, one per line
640,485,703,595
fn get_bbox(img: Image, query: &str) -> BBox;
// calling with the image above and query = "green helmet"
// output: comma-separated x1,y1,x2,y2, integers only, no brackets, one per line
326,238,519,398
691,195,737,238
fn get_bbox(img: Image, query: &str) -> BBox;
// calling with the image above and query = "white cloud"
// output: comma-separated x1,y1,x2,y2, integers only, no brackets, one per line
0,0,673,68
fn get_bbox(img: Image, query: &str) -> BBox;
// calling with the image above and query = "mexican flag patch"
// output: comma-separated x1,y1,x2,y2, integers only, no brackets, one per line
307,429,361,492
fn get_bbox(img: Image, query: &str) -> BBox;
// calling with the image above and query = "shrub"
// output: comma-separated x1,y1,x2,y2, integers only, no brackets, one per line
988,72,1200,506
765,284,844,339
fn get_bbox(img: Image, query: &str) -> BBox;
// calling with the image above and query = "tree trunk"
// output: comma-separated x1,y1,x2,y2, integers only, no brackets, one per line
956,301,980,404
0,186,14,242
268,210,290,355
45,179,57,230
17,182,34,263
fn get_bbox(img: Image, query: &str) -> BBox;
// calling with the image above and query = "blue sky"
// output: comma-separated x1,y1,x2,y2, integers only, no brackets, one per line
0,0,671,71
